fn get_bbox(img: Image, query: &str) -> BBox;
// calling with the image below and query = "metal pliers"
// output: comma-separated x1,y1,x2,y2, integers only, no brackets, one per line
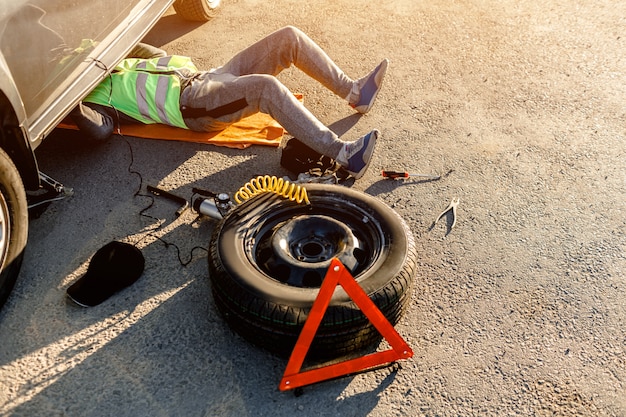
434,198,459,230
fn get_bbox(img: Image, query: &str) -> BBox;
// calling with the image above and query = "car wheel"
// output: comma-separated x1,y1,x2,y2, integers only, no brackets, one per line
173,0,221,22
208,184,417,359
0,148,28,310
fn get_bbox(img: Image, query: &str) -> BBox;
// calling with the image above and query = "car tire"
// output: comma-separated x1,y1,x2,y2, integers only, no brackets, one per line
208,184,417,359
0,148,28,310
173,0,221,22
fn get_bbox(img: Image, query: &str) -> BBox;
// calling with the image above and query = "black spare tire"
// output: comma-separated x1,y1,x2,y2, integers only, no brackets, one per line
208,184,417,358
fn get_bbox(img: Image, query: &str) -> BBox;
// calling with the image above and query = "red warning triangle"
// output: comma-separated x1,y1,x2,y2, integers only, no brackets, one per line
279,258,413,391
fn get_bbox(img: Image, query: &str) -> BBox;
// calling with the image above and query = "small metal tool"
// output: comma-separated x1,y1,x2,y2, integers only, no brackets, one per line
147,185,189,217
434,198,459,230
382,170,441,180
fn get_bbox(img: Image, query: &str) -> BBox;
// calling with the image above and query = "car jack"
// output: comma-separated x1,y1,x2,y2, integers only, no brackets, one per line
27,172,74,218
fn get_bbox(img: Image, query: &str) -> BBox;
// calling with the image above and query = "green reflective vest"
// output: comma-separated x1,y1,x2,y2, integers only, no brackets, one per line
84,55,198,129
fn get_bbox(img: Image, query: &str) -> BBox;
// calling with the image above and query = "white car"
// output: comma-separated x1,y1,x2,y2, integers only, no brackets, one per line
0,0,221,309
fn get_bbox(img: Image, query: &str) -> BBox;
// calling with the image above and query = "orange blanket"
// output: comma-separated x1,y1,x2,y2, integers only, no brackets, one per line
57,112,282,149
57,94,303,149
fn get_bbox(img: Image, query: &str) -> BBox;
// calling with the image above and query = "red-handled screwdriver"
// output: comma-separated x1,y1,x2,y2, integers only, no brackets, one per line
382,170,441,180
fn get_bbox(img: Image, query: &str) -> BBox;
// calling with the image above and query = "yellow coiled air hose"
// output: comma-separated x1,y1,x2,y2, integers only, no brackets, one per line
234,175,310,205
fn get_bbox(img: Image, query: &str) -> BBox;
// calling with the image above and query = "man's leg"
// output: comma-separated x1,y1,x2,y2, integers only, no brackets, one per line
182,72,344,157
181,73,378,179
214,26,354,100
215,26,389,114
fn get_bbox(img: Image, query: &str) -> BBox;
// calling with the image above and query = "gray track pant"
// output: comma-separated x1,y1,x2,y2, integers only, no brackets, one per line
179,26,355,158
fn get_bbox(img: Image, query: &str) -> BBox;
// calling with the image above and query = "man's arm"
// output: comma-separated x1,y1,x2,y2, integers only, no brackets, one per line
69,102,115,141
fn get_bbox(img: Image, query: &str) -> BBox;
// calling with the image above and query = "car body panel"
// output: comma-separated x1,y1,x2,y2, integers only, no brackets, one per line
0,0,174,151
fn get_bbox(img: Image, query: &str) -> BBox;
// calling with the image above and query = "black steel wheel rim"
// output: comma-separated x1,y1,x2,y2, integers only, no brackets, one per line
241,195,387,289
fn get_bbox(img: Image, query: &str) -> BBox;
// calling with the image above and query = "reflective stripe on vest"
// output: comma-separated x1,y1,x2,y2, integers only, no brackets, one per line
136,56,171,70
135,72,173,125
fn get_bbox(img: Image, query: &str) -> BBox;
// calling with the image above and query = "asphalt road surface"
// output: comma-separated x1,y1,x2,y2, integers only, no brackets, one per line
1,0,624,416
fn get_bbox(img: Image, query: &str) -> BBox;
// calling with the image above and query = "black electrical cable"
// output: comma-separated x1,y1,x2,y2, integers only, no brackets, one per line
93,57,208,267
122,137,208,267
